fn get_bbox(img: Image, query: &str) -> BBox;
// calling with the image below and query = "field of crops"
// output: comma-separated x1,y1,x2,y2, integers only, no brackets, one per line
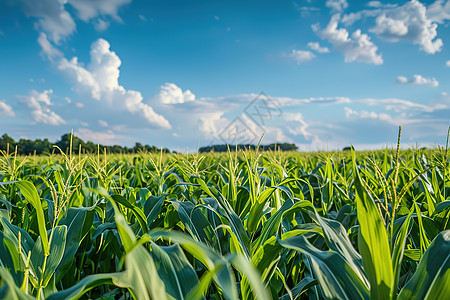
0,138,449,299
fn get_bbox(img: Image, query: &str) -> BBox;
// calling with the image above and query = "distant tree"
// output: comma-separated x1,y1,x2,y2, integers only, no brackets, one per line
0,132,173,155
0,134,16,152
199,143,298,153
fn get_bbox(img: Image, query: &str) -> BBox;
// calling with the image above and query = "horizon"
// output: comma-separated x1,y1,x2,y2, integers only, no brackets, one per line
1,0,450,151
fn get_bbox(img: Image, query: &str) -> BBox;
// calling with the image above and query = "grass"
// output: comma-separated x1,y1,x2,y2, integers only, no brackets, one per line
0,133,449,299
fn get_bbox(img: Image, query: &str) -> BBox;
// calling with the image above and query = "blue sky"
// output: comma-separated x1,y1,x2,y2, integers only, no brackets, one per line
0,0,449,151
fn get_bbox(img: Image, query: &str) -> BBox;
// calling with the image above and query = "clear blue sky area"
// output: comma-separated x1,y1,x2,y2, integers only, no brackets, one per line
1,0,449,151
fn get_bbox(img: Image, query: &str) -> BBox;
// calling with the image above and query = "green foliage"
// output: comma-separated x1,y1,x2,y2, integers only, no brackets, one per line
0,133,172,155
0,139,449,299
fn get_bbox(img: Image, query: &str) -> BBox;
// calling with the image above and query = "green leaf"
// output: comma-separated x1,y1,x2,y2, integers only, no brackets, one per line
353,150,394,299
398,230,450,300
391,210,413,298
125,245,169,300
56,207,95,280
148,230,239,300
150,242,200,300
46,271,130,300
30,225,67,287
277,233,370,299
16,181,49,256
228,254,271,300
0,231,21,283
0,267,35,300
196,178,250,258
279,277,317,300
112,201,169,300
144,195,166,227
111,194,148,234
247,179,295,233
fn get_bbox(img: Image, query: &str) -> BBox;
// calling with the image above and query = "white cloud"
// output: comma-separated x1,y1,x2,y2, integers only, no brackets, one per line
198,112,229,139
0,100,15,117
344,106,420,126
75,128,119,145
341,9,382,26
67,0,131,22
18,89,66,125
157,83,196,104
370,0,443,54
94,19,110,31
289,50,316,64
19,0,76,43
313,14,383,65
345,107,381,119
75,102,85,108
396,74,439,87
427,0,450,24
326,0,348,12
341,1,445,54
396,76,408,84
19,0,130,42
55,38,171,129
366,1,398,9
446,60,450,67
139,14,147,22
357,97,444,112
367,1,383,8
283,113,312,139
307,42,330,53
37,32,62,61
99,120,108,127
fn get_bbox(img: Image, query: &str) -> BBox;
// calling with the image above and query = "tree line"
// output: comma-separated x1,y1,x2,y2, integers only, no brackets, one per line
198,143,298,153
0,133,171,155
0,133,299,155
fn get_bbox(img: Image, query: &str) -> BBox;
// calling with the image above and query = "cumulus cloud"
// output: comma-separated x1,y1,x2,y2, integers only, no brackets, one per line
344,107,393,122
427,0,450,24
370,0,443,54
198,112,230,140
367,1,383,8
326,0,348,12
19,0,76,43
341,1,445,54
396,74,439,87
313,14,383,65
18,89,66,125
75,128,119,145
157,83,196,104
0,100,15,117
283,113,312,139
18,0,131,43
94,19,110,31
307,42,330,53
37,32,62,61
366,1,398,9
446,60,450,67
54,39,171,129
67,0,131,22
289,50,316,64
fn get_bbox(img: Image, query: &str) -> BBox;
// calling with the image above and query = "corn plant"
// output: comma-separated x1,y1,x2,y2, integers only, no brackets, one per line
0,131,449,299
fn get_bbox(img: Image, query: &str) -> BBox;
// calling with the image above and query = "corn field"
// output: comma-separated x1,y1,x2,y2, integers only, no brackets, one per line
0,135,449,299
